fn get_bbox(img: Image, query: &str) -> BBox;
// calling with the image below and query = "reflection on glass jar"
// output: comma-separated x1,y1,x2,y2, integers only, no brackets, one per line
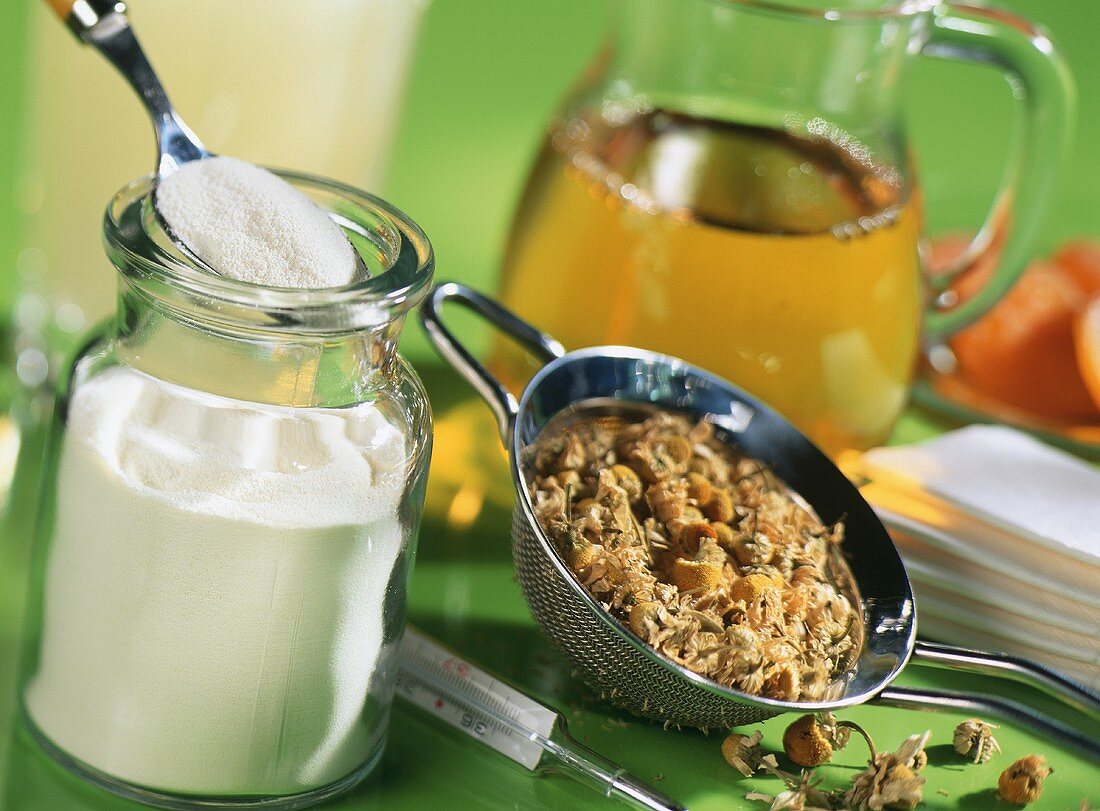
19,174,433,808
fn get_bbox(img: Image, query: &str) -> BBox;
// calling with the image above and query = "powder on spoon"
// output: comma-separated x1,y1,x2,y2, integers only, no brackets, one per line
156,155,360,288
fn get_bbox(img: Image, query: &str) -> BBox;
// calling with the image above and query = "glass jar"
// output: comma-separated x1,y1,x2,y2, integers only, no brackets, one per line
18,172,433,809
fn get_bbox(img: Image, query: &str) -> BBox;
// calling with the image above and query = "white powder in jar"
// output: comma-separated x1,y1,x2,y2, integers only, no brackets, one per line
156,156,360,288
26,366,408,794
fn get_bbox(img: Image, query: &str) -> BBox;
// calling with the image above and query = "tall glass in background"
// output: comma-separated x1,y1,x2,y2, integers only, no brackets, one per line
10,0,428,415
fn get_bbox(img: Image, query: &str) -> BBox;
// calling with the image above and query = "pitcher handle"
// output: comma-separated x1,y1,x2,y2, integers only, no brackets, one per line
420,282,565,442
920,3,1074,342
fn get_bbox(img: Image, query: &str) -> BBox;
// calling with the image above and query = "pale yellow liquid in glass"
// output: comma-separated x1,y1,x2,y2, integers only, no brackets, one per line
496,111,923,457
16,0,427,331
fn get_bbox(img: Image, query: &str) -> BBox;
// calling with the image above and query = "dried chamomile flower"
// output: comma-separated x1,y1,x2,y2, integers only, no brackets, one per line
647,479,688,523
685,471,713,505
673,521,718,555
815,711,854,751
670,555,723,593
720,729,783,778
845,731,931,811
558,432,586,471
782,712,855,767
997,754,1052,806
565,542,597,571
731,572,783,604
628,601,665,639
703,488,735,522
710,521,736,548
526,410,860,702
763,664,802,702
609,464,643,501
663,435,693,465
721,730,762,777
952,718,1001,764
747,771,845,811
732,531,775,567
783,715,833,767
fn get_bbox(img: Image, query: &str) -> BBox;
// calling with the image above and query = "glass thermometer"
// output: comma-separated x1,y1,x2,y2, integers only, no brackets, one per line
396,627,688,811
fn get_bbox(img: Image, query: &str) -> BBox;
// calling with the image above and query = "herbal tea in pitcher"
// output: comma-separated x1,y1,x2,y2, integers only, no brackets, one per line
499,110,922,455
493,0,1070,458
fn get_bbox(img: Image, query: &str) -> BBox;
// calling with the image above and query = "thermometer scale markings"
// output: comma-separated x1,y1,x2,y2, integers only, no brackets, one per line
397,629,557,770
407,657,519,735
396,629,687,811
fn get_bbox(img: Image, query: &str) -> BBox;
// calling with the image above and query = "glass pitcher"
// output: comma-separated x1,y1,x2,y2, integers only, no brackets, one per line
19,173,433,808
496,0,1072,457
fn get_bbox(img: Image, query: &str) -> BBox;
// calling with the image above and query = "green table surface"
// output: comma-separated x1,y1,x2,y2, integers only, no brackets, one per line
1,0,1099,808
0,371,1096,811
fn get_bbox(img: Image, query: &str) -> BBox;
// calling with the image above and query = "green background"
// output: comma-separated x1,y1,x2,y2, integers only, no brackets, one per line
1,1,1098,809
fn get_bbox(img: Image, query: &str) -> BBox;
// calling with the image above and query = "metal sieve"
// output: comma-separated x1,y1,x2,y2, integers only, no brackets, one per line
421,283,1100,760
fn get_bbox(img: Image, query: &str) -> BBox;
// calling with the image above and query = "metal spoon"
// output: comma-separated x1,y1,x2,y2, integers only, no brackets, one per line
46,0,369,279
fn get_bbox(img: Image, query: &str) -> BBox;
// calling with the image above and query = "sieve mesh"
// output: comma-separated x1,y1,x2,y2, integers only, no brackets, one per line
511,506,779,730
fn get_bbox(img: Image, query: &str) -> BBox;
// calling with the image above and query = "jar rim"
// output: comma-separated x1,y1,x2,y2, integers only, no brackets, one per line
721,0,939,21
103,170,434,334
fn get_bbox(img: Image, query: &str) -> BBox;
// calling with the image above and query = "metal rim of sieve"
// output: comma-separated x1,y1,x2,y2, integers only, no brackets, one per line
420,282,1100,757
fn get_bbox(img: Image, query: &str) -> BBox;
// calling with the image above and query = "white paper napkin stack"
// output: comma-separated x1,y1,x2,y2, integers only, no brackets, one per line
854,425,1100,690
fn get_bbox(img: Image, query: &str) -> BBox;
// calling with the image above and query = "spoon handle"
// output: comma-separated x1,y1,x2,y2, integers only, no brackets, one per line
41,0,209,175
43,0,120,35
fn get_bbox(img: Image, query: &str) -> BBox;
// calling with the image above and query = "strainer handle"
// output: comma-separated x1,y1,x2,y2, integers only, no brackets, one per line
874,686,1100,762
911,640,1100,724
420,283,566,441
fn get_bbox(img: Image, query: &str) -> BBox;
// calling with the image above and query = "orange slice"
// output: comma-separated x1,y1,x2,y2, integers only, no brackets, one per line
949,261,1099,421
1053,240,1100,298
1074,295,1100,410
